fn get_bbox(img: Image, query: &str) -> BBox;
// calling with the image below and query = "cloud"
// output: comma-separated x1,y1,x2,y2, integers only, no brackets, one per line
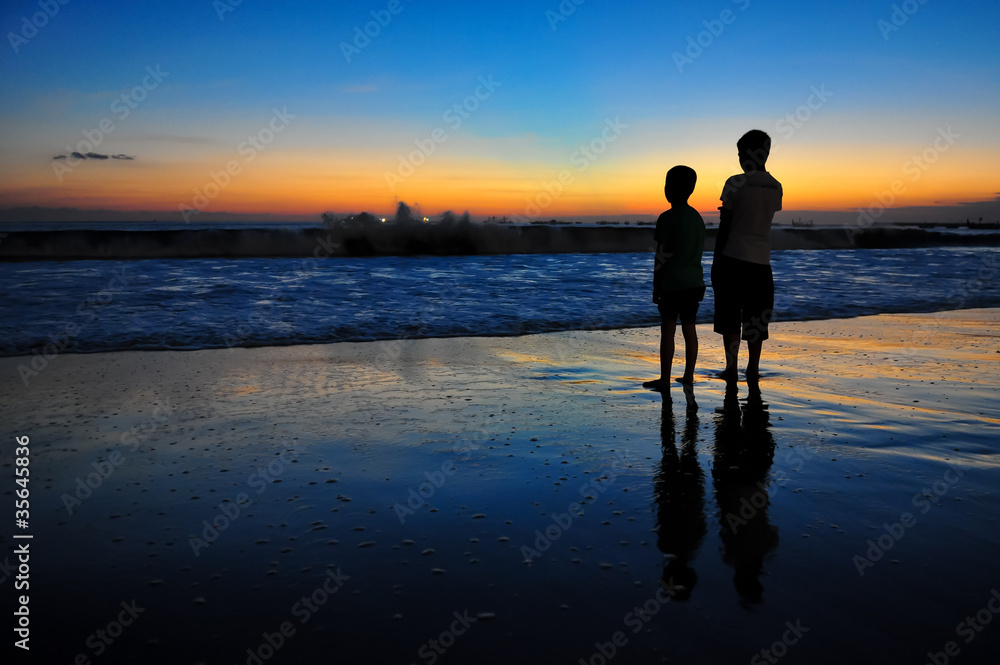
53,152,135,161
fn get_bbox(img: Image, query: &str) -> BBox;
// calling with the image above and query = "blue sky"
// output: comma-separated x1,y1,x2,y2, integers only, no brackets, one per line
2,0,998,219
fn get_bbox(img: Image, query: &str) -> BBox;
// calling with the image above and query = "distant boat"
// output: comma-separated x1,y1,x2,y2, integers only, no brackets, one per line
791,218,814,227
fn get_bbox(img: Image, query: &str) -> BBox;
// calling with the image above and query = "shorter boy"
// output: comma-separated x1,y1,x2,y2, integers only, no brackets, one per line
643,165,706,391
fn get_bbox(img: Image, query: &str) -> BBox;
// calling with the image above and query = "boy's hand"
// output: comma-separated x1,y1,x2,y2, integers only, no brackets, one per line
652,290,661,304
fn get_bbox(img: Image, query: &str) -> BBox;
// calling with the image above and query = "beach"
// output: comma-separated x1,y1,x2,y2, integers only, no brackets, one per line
3,308,999,664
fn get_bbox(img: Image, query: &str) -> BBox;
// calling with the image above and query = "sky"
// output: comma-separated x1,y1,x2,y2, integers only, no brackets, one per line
1,0,998,222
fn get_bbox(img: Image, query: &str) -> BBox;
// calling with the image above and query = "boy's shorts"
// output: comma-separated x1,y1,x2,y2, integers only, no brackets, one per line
657,286,706,325
711,254,774,341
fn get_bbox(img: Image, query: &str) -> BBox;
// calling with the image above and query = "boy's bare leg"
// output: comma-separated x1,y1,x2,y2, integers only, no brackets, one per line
746,340,763,383
679,323,698,384
660,320,677,381
719,332,740,383
644,321,676,390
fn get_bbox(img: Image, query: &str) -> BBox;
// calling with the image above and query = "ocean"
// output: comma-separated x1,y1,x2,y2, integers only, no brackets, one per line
2,246,998,358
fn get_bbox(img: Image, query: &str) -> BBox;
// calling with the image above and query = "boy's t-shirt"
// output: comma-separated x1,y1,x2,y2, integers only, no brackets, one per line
654,204,706,292
719,170,783,265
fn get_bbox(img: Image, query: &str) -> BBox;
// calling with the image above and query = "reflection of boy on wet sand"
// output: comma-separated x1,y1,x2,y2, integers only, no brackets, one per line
655,397,705,600
712,130,783,386
713,387,779,604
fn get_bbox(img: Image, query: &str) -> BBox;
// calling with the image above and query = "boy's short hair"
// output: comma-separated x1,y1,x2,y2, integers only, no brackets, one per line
737,130,771,167
666,165,697,199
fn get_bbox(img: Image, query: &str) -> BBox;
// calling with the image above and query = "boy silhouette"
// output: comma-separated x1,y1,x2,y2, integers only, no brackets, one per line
643,165,706,391
712,130,783,386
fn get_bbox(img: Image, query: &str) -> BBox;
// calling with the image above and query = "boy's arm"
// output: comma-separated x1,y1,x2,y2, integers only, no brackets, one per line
716,177,737,256
652,243,673,303
715,206,733,257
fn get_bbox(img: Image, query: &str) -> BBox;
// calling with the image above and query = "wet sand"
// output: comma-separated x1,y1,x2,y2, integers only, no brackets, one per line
2,309,999,664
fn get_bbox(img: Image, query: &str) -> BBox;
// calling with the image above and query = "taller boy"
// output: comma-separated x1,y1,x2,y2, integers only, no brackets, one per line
712,130,783,386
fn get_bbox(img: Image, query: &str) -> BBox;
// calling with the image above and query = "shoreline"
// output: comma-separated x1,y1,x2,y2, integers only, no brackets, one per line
4,302,999,361
2,308,998,663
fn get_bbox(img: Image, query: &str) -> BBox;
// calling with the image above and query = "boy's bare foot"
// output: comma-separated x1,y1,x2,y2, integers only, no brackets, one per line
745,369,760,385
642,378,670,391
715,369,737,384
675,375,694,386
